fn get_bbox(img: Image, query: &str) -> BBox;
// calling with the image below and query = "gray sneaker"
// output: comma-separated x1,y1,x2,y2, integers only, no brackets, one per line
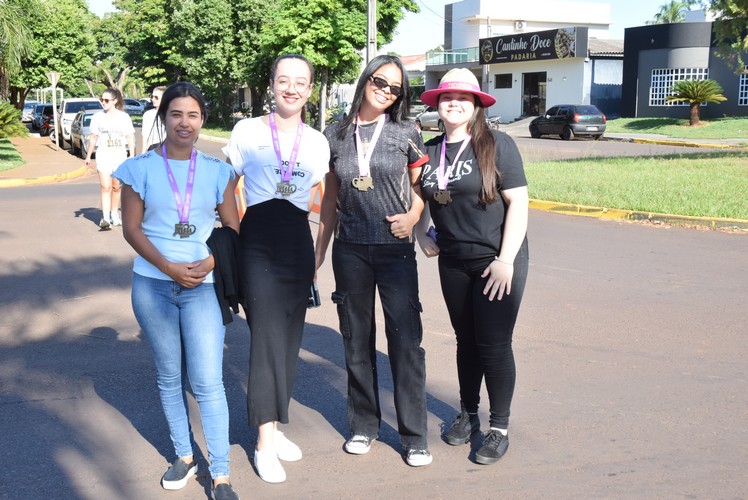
475,430,509,465
98,218,111,229
443,409,480,445
161,458,197,490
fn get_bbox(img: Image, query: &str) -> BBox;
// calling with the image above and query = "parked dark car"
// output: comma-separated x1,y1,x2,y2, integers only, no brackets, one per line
529,104,606,140
32,104,54,131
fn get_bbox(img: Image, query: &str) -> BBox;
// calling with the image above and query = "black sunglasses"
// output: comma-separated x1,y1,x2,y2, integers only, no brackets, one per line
369,76,402,97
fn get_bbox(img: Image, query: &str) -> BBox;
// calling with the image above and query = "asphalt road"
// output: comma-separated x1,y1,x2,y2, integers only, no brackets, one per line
1,174,746,498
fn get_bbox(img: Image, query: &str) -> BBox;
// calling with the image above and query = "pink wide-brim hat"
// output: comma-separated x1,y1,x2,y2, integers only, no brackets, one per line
421,68,496,108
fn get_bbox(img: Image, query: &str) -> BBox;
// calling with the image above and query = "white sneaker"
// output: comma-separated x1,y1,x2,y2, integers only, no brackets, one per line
110,211,122,226
344,435,374,455
99,218,111,229
275,430,302,462
254,448,286,483
405,448,433,467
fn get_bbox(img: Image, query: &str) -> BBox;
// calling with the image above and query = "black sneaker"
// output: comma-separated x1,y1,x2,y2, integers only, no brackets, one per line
212,482,240,500
475,430,509,465
443,409,480,445
161,458,197,490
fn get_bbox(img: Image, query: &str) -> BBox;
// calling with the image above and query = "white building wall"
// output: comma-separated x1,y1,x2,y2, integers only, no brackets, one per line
450,0,611,49
485,59,590,122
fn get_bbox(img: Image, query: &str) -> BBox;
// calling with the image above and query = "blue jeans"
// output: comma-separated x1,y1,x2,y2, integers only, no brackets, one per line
131,273,230,479
331,239,428,450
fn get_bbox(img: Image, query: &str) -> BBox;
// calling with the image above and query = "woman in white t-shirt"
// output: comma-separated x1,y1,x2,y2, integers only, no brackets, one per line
85,87,135,229
223,54,330,485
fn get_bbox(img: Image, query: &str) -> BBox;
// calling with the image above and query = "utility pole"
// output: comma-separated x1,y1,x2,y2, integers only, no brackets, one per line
366,0,377,63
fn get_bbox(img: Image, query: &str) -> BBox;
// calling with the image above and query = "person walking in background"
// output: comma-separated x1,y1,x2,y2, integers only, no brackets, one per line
223,54,329,484
142,86,167,151
415,68,529,465
113,82,241,500
85,87,135,229
314,54,432,467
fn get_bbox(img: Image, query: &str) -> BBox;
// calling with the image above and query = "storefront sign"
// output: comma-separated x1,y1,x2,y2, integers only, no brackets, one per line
480,27,589,65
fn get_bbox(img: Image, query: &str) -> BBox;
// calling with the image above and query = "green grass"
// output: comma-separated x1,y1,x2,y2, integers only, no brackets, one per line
0,138,24,172
605,117,748,139
525,152,748,219
200,126,231,139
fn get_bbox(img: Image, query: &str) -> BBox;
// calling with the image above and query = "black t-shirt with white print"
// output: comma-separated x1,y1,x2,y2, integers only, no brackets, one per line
421,130,527,259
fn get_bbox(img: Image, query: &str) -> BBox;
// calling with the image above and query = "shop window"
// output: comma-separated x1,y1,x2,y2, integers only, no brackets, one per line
739,73,748,106
649,68,709,106
494,73,512,89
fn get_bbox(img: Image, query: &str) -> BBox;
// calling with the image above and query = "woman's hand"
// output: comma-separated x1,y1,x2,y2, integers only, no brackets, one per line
163,259,211,288
386,212,417,239
481,259,514,301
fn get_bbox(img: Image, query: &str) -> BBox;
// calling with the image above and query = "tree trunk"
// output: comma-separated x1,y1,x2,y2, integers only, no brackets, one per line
689,102,700,126
250,85,265,117
319,67,328,131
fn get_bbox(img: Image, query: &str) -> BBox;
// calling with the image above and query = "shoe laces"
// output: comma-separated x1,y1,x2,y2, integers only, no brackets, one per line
483,430,505,450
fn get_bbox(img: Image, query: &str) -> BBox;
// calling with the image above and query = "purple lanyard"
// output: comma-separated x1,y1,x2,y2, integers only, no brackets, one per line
437,135,471,190
162,144,197,223
355,114,386,177
269,112,305,182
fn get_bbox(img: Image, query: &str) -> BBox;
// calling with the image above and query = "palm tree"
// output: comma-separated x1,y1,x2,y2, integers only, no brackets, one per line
665,79,727,126
0,0,34,99
646,0,694,24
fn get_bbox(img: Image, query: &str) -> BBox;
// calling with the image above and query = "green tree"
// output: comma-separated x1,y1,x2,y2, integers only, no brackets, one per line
258,0,418,129
665,78,727,125
709,0,748,71
9,0,97,102
0,0,37,103
646,0,699,24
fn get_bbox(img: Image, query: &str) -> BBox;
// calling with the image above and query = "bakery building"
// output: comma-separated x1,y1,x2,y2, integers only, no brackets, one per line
422,0,747,121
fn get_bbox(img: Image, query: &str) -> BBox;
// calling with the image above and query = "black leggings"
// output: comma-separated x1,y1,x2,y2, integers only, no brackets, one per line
240,199,314,427
437,239,528,429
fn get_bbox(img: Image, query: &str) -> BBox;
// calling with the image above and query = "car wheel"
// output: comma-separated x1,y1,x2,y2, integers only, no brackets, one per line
593,134,603,141
438,120,445,132
562,126,574,141
72,139,79,156
530,125,541,138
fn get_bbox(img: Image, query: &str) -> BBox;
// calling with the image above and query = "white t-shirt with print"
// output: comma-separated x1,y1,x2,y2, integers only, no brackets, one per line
223,116,330,212
90,108,135,172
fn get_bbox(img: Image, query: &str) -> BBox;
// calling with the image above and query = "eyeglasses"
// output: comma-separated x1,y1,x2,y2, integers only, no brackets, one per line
100,98,114,103
369,76,402,97
274,78,310,93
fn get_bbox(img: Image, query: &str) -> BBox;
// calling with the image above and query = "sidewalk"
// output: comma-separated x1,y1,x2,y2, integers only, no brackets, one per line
0,135,88,187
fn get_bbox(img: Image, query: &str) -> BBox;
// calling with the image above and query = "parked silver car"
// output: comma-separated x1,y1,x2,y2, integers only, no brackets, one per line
21,101,39,122
123,98,145,116
69,109,98,159
415,106,443,131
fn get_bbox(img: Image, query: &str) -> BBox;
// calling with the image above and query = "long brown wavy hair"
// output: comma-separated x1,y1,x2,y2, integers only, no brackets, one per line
467,102,499,204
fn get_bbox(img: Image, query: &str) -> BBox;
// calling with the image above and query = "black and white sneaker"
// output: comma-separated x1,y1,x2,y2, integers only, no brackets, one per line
99,218,111,230
475,430,509,465
161,458,197,490
344,434,375,455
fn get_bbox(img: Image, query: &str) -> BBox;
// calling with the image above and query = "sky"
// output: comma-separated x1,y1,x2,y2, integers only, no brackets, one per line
87,0,668,55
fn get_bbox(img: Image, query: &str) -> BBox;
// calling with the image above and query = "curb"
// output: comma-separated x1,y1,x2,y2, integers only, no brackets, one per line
0,165,88,188
607,137,739,149
529,199,748,230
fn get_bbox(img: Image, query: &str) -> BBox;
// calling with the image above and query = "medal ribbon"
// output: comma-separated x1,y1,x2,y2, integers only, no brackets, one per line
269,112,305,182
162,144,197,224
437,135,471,190
355,114,386,178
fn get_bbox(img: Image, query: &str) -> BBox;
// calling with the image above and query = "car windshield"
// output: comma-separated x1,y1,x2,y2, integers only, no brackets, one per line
66,101,102,113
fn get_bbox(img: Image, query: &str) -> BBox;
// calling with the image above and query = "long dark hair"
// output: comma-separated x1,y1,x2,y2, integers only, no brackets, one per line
157,82,208,126
336,54,411,141
467,100,499,204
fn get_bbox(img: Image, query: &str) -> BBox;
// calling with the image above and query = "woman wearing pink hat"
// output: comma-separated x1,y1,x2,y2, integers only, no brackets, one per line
416,68,529,465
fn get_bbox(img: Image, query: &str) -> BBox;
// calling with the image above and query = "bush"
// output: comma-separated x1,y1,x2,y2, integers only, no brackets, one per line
0,102,29,138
